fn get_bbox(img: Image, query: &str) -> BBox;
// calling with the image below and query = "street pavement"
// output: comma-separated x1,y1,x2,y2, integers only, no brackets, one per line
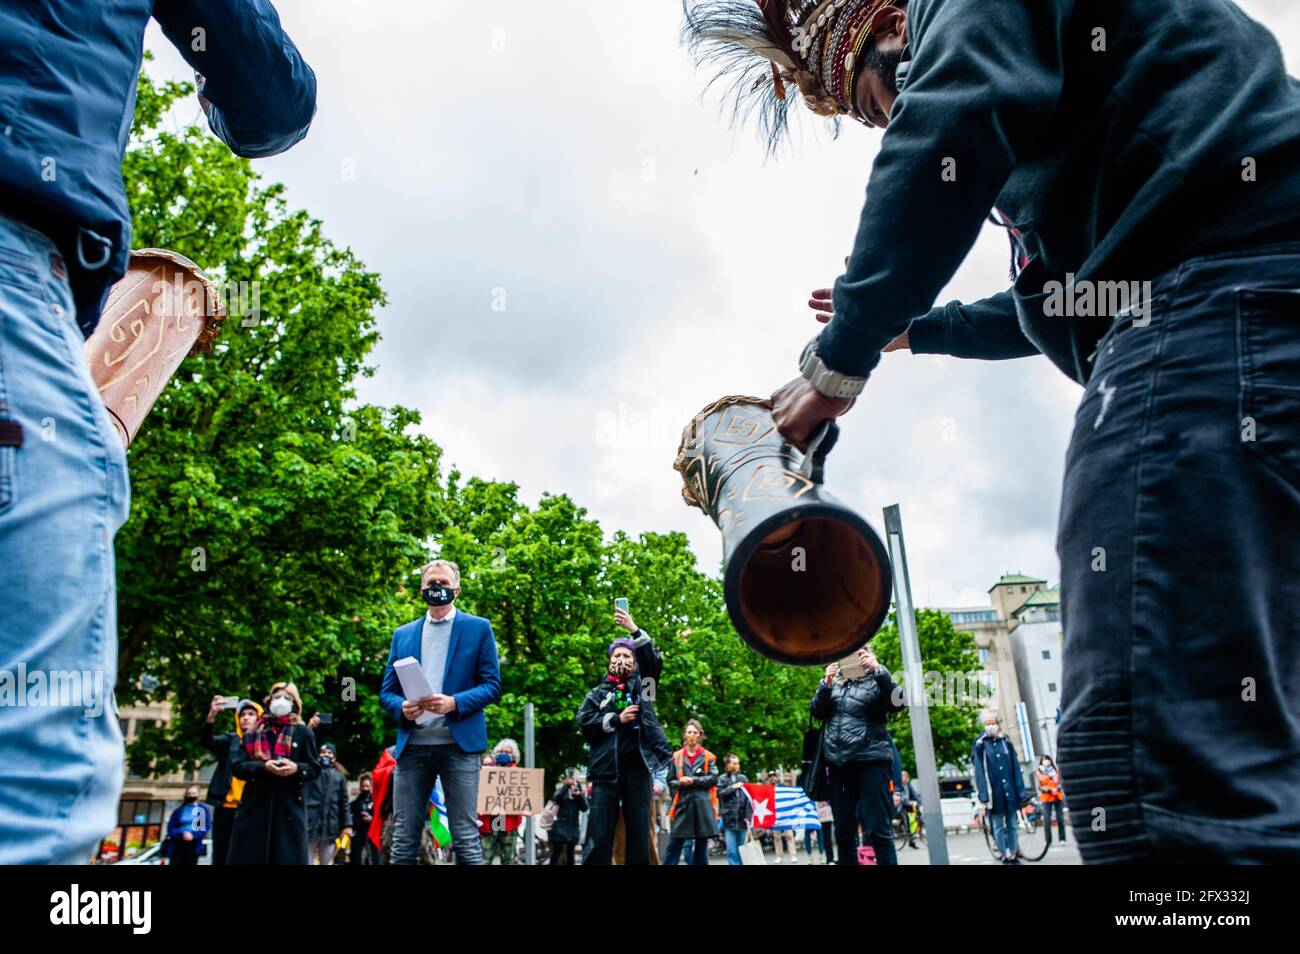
700,828,1082,865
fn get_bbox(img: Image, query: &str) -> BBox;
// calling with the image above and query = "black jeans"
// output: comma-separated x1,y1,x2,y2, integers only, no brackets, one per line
828,761,897,865
210,805,235,866
1057,242,1300,863
350,835,378,864
549,841,576,865
167,837,200,865
583,757,652,865
664,836,710,865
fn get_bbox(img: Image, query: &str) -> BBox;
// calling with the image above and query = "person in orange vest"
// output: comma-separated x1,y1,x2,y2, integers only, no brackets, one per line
1036,755,1067,847
664,720,718,866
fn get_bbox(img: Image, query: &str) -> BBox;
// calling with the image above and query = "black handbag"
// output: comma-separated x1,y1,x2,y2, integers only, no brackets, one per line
801,716,830,802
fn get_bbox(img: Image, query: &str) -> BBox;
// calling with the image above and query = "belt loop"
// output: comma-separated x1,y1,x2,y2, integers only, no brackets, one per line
76,228,113,271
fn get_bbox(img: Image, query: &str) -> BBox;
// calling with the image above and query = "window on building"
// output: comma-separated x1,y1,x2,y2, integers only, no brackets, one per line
978,647,990,664
1048,682,1057,693
1042,649,1051,659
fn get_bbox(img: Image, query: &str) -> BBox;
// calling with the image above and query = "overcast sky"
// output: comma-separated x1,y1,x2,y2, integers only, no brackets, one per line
146,1,1299,608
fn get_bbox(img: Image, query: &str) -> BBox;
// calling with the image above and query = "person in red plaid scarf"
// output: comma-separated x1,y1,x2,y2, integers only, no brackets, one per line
226,682,321,864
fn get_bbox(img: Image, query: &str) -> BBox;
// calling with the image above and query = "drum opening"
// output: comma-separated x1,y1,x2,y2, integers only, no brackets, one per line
735,515,888,663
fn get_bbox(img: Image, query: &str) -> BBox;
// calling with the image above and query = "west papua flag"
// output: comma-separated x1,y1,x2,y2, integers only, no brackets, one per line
742,784,820,830
743,784,777,829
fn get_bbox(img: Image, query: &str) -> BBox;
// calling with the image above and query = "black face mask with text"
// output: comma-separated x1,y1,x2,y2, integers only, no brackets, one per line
422,582,456,606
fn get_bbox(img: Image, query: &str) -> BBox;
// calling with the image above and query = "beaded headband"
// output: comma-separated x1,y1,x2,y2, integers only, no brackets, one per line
683,0,895,148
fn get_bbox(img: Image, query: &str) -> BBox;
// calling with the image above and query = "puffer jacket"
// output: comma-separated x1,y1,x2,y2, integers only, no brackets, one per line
810,666,904,766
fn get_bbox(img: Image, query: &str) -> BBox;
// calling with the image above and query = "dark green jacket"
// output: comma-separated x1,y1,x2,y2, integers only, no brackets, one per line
820,0,1300,385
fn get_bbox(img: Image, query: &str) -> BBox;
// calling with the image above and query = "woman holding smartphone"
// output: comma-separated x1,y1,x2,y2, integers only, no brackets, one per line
811,646,904,865
226,682,321,865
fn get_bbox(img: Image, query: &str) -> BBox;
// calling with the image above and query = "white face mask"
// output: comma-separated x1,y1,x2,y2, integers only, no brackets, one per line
984,724,999,736
269,697,293,717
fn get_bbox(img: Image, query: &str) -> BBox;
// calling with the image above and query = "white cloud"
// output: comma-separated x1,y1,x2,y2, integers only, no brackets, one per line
144,0,1298,609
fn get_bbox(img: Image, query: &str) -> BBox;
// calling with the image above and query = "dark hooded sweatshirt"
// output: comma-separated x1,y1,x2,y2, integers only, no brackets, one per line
819,0,1300,386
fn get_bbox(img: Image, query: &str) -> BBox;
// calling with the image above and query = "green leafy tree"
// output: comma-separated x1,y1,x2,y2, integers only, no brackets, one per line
116,70,959,794
416,483,824,786
118,71,446,775
870,608,983,774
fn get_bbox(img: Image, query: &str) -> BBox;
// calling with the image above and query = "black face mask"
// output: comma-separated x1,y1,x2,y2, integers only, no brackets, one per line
184,795,198,804
422,582,456,606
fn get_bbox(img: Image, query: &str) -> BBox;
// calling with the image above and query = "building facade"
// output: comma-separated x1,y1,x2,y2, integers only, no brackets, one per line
939,574,1052,764
1008,588,1064,760
99,700,213,862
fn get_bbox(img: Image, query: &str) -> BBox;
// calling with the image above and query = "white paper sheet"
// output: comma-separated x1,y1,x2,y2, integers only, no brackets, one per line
393,656,435,726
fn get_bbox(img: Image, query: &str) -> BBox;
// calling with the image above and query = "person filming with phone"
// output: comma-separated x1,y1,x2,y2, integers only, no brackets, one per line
202,695,262,865
577,603,672,864
811,645,904,865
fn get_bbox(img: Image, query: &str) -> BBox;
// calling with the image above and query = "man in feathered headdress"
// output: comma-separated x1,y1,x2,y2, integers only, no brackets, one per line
683,0,1300,865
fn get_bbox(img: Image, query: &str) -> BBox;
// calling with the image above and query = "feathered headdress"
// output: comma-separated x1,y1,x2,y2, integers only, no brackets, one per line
682,0,894,151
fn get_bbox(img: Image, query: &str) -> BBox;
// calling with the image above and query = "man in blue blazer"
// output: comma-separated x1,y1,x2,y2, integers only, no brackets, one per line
380,560,501,864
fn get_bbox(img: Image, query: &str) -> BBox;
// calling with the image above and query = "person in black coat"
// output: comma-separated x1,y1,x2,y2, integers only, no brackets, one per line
305,742,353,864
810,645,904,865
548,771,588,865
201,695,263,865
663,719,719,866
227,682,320,865
577,619,672,865
350,773,378,865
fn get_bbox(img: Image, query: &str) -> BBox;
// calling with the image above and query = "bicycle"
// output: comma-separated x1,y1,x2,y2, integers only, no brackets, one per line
892,806,926,850
978,800,1049,862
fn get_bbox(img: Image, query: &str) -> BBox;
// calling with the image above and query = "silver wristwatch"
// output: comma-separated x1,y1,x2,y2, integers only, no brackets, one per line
799,335,868,400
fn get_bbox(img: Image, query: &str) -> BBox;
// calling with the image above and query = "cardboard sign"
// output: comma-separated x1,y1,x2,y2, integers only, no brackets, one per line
477,766,545,816
837,653,866,681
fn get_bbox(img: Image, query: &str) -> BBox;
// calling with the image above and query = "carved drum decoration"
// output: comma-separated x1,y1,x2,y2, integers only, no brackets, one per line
86,249,225,448
674,396,892,665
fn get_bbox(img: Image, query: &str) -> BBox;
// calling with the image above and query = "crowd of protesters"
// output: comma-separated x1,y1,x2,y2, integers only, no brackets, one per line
131,557,1065,866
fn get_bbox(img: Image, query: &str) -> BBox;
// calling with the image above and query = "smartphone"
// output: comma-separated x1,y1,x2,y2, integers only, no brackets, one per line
219,695,239,710
614,598,630,614
316,712,334,725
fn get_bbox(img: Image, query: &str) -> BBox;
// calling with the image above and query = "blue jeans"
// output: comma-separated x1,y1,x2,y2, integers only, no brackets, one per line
1056,243,1300,863
1044,800,1067,842
723,827,745,865
391,743,483,864
0,213,130,864
990,808,1019,857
